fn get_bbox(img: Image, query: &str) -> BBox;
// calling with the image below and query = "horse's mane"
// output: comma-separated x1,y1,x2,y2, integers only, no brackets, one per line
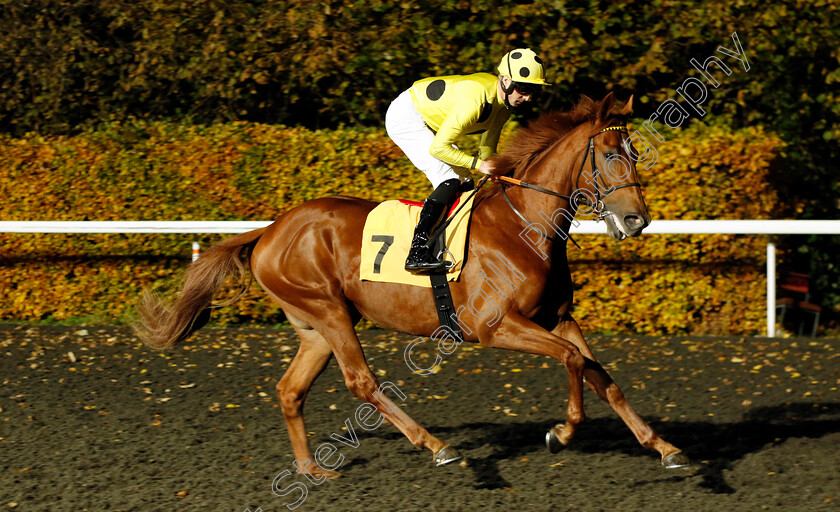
493,94,628,175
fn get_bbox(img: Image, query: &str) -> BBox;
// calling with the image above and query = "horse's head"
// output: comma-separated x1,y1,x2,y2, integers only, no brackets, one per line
582,93,651,239
492,92,651,243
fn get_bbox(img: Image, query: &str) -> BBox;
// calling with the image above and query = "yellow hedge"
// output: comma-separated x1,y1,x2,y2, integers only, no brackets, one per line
0,120,784,334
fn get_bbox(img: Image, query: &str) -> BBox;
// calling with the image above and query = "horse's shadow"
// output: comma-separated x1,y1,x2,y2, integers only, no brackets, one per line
366,401,840,492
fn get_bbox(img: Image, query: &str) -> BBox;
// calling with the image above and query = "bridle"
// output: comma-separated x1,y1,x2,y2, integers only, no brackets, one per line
498,124,641,244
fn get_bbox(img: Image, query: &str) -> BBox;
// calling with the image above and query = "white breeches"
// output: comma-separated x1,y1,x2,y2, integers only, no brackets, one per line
385,89,470,189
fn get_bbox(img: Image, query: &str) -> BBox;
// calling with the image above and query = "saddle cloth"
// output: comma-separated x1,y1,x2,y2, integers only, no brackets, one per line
360,191,476,287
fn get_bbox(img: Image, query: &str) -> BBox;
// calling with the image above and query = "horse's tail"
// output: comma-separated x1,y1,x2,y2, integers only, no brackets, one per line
134,227,268,349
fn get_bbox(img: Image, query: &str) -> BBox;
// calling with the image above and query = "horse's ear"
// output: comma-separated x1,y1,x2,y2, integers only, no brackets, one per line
597,92,616,121
619,95,634,116
578,94,595,112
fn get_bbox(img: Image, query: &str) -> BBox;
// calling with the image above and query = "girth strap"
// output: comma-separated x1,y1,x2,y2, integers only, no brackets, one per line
429,271,463,341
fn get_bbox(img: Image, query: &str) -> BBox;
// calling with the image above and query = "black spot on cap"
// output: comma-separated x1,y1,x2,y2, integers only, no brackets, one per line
520,67,530,78
511,51,522,59
426,79,446,101
535,56,543,64
477,102,492,123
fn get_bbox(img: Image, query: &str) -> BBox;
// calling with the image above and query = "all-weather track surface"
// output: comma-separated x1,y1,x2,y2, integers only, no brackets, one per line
1,324,838,512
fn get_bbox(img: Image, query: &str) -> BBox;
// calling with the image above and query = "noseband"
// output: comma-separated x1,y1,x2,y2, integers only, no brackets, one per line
498,124,641,243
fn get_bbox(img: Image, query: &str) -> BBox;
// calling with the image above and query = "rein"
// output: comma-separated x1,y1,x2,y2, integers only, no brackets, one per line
496,124,640,247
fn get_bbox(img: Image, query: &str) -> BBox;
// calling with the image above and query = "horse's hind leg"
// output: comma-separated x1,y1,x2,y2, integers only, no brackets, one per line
277,315,338,479
314,312,457,465
554,316,690,468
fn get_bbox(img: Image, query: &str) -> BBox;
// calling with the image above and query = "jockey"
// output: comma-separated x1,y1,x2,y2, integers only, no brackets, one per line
385,48,549,273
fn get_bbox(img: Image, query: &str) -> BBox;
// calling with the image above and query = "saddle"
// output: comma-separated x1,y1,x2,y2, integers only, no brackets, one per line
359,191,476,287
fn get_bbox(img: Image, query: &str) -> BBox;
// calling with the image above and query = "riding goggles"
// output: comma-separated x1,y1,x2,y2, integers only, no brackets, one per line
513,81,542,96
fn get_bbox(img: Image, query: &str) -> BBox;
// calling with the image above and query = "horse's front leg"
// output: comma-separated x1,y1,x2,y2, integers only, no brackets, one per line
481,311,587,447
553,315,690,468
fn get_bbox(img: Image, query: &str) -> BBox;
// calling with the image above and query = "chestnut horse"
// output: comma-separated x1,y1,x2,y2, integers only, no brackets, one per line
136,93,690,478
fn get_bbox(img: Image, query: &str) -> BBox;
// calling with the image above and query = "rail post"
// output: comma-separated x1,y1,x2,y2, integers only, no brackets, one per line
766,242,776,337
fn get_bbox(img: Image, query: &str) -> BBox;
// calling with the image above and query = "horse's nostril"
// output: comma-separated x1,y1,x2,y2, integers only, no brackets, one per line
625,215,642,228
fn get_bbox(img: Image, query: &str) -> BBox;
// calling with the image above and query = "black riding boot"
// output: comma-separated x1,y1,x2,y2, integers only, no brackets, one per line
405,178,463,273
404,198,448,272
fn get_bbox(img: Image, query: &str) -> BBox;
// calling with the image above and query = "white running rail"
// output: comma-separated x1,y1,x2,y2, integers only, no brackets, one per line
3,219,839,337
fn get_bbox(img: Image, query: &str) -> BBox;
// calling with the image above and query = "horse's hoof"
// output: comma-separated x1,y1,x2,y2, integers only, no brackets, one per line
434,445,463,466
301,465,341,480
546,427,564,454
662,451,691,469
321,469,342,479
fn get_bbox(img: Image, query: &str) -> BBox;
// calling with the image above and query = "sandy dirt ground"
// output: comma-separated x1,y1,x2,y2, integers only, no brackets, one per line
1,324,838,511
